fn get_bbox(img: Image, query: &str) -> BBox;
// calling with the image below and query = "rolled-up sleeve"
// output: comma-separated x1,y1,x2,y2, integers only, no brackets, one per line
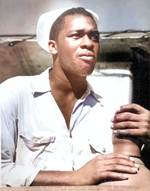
0,81,40,187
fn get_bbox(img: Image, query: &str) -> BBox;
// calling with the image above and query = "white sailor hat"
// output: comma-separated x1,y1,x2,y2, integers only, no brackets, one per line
36,7,99,52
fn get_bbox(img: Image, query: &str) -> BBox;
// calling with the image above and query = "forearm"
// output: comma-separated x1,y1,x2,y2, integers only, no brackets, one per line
31,152,139,187
31,170,80,186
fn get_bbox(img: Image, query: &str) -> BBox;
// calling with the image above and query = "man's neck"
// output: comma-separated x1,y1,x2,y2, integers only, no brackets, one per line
49,67,88,129
49,67,88,99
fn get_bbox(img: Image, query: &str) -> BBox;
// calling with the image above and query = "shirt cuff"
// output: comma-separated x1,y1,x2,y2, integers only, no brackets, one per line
1,164,40,187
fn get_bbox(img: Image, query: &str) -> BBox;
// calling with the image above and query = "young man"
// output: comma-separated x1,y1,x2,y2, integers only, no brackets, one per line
1,7,150,187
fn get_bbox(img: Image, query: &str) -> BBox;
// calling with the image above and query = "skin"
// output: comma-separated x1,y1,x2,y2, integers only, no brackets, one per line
100,104,150,186
48,15,100,129
31,15,141,186
111,104,150,147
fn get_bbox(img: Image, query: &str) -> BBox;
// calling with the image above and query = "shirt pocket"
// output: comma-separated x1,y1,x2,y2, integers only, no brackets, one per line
19,130,56,152
88,136,112,155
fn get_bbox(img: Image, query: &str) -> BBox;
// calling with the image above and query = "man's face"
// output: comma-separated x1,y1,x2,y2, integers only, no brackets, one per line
55,15,100,77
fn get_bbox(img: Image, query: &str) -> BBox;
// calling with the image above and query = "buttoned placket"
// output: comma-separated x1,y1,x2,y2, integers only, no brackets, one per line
32,69,105,171
69,98,86,170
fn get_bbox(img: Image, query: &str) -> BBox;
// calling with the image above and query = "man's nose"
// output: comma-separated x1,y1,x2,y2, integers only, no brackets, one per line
80,35,94,49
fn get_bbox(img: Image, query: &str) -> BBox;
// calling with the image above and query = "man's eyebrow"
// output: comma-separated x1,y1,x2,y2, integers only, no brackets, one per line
68,29,85,33
68,29,100,33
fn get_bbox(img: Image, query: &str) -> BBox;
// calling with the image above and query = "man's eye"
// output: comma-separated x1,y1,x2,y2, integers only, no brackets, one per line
91,35,99,42
71,34,79,38
89,31,100,42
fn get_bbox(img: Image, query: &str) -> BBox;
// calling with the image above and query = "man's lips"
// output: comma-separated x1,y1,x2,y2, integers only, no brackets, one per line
79,54,95,61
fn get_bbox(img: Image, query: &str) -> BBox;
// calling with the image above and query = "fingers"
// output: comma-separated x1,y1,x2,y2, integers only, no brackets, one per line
78,153,140,185
94,153,139,183
104,157,138,169
113,126,149,137
116,104,144,114
100,152,132,161
112,112,139,123
113,128,141,136
111,121,140,130
97,153,138,169
111,104,150,137
99,171,128,182
111,118,147,136
100,164,138,177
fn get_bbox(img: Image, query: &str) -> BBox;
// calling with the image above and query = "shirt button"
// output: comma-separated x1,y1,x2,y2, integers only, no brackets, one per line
102,147,106,153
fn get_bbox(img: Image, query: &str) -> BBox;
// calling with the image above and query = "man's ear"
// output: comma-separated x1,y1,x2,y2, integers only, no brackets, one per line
48,40,58,54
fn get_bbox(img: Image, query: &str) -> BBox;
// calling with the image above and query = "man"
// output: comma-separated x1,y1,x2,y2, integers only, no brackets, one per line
1,7,150,187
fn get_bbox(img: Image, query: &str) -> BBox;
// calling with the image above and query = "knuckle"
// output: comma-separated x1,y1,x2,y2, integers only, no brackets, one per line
142,114,149,122
125,113,131,119
124,113,130,119
111,164,117,170
132,103,138,110
96,155,102,161
113,153,118,158
125,121,134,128
113,157,120,164
104,171,112,178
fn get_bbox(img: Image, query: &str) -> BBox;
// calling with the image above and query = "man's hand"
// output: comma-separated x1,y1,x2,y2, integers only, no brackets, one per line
74,153,139,185
31,153,139,186
111,104,150,145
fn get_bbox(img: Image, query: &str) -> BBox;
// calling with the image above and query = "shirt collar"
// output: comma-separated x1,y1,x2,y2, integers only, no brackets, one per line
32,67,102,103
32,67,52,96
86,82,102,102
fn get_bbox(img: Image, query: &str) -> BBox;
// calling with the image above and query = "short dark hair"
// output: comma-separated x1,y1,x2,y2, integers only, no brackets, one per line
49,7,96,41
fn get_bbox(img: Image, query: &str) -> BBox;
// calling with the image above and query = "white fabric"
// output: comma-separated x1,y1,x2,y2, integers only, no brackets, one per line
36,7,99,52
0,68,113,187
